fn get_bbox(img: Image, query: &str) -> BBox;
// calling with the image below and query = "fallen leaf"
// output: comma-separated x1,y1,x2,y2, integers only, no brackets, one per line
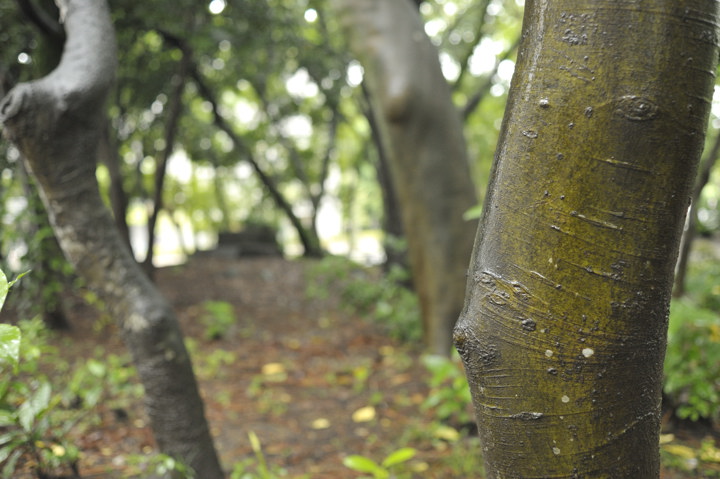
262,363,285,375
311,418,331,429
352,406,376,423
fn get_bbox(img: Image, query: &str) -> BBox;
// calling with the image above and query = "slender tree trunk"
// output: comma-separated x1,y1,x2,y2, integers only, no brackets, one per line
333,0,478,355
189,64,323,257
361,84,407,272
673,130,720,297
98,119,132,251
454,1,719,477
143,45,189,276
0,1,223,477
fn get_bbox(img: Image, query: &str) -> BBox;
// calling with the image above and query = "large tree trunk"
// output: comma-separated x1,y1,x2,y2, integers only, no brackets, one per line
454,1,719,477
333,0,478,355
0,1,224,477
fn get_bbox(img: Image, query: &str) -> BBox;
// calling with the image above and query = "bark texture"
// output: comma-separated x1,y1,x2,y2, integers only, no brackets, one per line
0,1,223,476
332,0,478,355
454,1,720,477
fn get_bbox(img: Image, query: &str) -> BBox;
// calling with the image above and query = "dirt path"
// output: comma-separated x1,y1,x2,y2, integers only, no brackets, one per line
9,255,716,478
54,256,449,478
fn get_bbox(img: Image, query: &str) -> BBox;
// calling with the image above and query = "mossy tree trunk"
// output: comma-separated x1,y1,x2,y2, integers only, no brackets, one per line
0,1,223,476
332,0,478,355
454,1,719,476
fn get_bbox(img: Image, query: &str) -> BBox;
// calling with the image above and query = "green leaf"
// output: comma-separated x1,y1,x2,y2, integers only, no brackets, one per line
0,325,21,374
0,431,19,447
463,204,484,221
381,447,416,468
0,443,16,464
0,269,7,312
0,269,29,312
18,382,52,432
0,410,16,428
86,358,106,377
343,455,383,474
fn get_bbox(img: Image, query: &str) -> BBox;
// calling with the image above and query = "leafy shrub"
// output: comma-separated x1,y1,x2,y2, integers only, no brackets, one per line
683,257,720,311
421,354,473,426
663,298,720,422
0,269,80,477
306,256,421,342
201,300,236,340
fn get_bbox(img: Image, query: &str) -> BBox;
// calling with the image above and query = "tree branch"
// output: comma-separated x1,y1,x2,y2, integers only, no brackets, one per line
16,0,65,40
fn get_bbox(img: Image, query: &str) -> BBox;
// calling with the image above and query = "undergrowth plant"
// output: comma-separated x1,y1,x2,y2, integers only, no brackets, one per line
0,270,81,478
201,300,237,340
306,256,421,342
421,354,473,427
343,447,417,479
664,258,720,423
0,268,143,478
230,431,307,479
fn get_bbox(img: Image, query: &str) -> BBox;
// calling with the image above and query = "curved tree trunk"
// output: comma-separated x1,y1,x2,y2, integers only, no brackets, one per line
333,0,478,355
0,1,223,477
454,1,719,476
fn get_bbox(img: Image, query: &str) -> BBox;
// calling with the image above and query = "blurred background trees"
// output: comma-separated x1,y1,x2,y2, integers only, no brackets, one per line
0,0,526,276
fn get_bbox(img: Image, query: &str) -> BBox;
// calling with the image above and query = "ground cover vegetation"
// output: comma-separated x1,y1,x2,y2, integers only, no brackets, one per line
0,0,719,477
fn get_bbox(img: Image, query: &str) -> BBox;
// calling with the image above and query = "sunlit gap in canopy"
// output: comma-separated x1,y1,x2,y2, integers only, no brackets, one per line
208,0,226,15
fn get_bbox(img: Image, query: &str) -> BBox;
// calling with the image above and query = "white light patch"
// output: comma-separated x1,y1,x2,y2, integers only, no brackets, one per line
582,348,595,358
208,0,226,15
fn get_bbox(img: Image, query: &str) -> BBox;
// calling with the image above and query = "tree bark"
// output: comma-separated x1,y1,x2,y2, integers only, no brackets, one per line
143,42,189,276
454,1,719,477
98,119,132,251
361,84,407,272
333,0,478,355
0,1,223,477
673,130,720,297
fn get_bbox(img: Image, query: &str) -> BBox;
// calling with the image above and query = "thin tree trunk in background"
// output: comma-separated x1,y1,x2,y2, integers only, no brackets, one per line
143,42,190,276
454,1,719,476
361,84,407,272
333,0,478,355
189,63,324,257
98,120,132,251
674,130,720,297
0,1,224,476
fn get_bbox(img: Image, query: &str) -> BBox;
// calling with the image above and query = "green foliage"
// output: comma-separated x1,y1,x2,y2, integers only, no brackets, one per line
342,447,417,479
306,256,421,342
0,380,81,478
230,431,307,479
0,324,20,375
683,256,720,311
664,298,720,422
0,269,144,478
64,350,143,411
0,271,80,478
201,300,237,340
421,354,473,426
664,257,720,423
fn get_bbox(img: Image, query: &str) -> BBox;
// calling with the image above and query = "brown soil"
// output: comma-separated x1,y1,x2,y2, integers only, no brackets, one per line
5,256,719,478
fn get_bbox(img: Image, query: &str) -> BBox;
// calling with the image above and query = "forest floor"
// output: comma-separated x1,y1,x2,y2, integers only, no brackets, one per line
7,255,720,478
